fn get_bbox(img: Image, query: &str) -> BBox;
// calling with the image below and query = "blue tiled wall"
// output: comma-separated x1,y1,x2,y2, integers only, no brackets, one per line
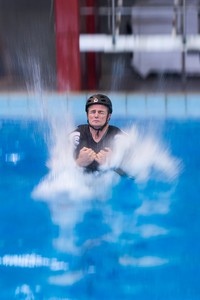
0,92,200,119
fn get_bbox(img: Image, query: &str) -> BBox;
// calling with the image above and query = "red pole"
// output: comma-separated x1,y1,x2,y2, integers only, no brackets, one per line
86,0,96,90
54,0,81,91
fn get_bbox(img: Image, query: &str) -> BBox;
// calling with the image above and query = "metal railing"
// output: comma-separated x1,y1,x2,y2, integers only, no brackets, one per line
79,0,200,81
80,1,198,39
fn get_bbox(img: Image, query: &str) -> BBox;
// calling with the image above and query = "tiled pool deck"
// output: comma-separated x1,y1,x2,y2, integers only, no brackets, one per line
0,92,200,119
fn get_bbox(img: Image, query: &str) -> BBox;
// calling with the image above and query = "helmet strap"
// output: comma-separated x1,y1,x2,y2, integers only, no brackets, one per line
88,120,108,133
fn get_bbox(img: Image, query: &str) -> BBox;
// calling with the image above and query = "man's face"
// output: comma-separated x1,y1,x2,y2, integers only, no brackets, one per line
87,104,110,129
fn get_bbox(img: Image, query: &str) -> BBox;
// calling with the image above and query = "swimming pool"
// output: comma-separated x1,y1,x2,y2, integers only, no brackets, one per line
0,95,200,299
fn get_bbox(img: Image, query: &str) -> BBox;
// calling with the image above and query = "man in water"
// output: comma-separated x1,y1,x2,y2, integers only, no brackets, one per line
70,93,124,174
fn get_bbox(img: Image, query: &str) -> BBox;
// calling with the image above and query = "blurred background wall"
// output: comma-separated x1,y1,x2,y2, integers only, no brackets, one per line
0,0,200,93
0,0,56,91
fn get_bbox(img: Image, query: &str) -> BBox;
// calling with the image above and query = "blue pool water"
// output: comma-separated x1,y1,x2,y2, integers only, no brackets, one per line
0,117,200,300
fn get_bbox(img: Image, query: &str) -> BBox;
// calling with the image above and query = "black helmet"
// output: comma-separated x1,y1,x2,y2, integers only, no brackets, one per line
85,94,113,113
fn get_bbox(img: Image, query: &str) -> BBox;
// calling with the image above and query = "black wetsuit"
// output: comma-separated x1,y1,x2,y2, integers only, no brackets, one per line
71,124,122,173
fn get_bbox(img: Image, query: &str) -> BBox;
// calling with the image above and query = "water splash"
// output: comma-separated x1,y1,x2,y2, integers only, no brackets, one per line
119,255,169,267
101,124,180,182
32,120,180,202
0,254,67,270
32,116,120,202
111,57,126,90
31,118,180,256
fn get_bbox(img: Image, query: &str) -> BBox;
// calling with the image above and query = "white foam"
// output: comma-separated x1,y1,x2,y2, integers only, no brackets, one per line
135,199,171,216
119,255,169,267
49,271,84,286
110,125,180,182
0,254,68,270
15,284,34,300
136,224,169,238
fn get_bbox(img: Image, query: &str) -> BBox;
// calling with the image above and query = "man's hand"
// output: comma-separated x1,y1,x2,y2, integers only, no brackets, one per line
76,147,96,167
95,147,112,165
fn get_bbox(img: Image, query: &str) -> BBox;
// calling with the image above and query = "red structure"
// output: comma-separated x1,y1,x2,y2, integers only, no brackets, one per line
86,0,96,90
54,0,81,91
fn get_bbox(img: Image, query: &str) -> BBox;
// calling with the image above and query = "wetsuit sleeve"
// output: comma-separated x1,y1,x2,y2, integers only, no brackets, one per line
69,129,80,150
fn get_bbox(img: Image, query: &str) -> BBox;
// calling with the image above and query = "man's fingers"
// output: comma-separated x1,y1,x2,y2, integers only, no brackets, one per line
81,147,95,155
76,148,96,167
81,147,90,152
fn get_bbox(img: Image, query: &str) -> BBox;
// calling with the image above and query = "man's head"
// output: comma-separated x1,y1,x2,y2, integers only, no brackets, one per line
85,94,112,131
85,94,112,114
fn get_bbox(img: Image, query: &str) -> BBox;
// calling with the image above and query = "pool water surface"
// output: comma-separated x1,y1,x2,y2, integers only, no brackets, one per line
0,117,200,300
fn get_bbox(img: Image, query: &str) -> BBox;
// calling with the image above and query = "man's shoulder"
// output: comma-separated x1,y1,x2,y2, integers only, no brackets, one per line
77,124,89,131
69,124,89,147
72,124,88,133
108,125,123,135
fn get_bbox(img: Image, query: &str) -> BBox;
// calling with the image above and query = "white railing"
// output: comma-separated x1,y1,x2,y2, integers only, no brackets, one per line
79,34,200,52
